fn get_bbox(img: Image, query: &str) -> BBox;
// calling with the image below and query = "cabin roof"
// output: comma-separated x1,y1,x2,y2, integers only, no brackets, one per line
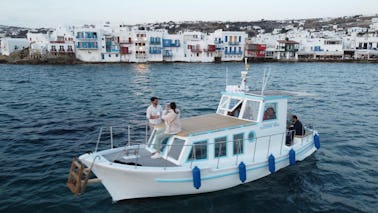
176,113,254,137
222,90,315,100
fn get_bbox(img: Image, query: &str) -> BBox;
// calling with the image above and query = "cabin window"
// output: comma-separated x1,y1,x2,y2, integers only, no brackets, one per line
263,103,277,121
167,138,186,161
214,137,227,158
217,96,243,115
233,133,244,155
242,100,260,121
188,140,207,160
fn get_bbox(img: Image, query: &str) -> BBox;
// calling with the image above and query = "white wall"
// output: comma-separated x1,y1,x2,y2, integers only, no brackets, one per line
0,38,29,56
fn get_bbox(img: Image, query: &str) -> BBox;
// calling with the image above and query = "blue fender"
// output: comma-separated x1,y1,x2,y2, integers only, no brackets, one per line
192,166,201,189
238,162,246,183
289,149,296,166
314,134,320,149
268,154,275,173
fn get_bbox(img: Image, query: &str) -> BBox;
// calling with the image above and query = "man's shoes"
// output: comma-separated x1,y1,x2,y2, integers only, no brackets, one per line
151,152,161,159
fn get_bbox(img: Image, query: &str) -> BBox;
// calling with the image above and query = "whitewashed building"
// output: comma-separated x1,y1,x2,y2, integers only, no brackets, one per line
0,37,29,56
114,25,134,62
147,30,164,62
48,26,75,57
182,31,213,62
27,32,49,58
74,26,102,62
132,29,148,63
161,32,183,62
217,30,247,62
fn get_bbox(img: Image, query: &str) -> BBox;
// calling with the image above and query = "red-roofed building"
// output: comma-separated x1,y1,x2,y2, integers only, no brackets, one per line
275,39,299,60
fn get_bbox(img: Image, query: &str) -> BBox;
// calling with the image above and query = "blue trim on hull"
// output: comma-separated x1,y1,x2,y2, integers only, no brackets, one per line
155,140,316,183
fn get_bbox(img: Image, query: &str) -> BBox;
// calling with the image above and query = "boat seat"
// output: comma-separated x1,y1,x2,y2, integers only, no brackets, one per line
294,130,313,138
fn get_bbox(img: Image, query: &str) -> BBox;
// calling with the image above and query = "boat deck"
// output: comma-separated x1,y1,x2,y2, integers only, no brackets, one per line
171,113,254,137
104,148,178,167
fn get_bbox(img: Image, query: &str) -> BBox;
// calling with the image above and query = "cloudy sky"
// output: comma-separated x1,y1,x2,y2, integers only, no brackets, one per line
1,0,377,27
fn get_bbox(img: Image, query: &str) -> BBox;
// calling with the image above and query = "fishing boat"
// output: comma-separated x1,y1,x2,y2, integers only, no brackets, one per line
67,63,320,202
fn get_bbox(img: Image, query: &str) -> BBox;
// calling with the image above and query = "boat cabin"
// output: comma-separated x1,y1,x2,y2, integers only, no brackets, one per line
146,88,290,168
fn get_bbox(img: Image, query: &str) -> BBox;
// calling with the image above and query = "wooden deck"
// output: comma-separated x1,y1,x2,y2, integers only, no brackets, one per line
174,113,254,137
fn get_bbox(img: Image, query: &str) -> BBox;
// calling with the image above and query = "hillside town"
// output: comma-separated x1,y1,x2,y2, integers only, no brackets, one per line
1,15,378,63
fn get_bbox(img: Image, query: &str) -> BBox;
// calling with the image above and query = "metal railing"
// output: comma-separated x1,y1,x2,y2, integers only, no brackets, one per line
94,123,150,153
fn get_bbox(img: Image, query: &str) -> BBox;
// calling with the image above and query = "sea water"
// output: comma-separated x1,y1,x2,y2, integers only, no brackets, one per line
0,62,377,212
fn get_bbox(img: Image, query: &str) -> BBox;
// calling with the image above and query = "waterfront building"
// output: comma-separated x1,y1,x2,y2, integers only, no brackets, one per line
147,30,164,62
0,37,29,56
26,31,50,58
353,32,378,60
217,30,247,62
47,26,75,58
244,38,266,59
114,25,133,62
132,29,148,63
182,31,213,62
101,32,120,63
161,32,183,62
275,39,299,60
74,26,102,62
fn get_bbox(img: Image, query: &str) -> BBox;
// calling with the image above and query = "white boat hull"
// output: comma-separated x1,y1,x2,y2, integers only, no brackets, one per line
79,139,317,202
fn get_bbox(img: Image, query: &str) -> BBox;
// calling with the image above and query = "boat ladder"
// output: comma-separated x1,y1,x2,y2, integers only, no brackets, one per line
67,157,100,195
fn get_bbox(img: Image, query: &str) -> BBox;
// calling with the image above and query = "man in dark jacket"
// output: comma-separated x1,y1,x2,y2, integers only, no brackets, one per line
291,115,305,136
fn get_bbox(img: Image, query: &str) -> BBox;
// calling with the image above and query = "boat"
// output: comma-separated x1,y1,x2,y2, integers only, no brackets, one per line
68,63,320,202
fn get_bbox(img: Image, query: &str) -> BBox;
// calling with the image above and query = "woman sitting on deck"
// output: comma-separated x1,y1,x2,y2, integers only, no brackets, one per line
151,102,182,159
162,102,182,134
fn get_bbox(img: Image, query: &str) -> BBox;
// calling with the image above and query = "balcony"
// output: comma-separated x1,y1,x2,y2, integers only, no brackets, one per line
150,41,161,45
225,51,243,55
191,48,202,53
206,45,216,52
163,52,173,57
149,50,162,54
50,41,66,44
163,39,180,47
228,41,240,45
150,37,161,45
76,41,98,50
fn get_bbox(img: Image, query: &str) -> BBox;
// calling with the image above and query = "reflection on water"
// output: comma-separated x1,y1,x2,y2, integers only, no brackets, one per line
133,63,150,73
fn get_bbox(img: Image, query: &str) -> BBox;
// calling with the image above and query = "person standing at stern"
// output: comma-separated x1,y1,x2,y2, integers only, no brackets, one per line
146,97,163,130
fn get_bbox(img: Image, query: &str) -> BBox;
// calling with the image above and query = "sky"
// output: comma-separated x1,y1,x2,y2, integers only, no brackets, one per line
1,0,378,28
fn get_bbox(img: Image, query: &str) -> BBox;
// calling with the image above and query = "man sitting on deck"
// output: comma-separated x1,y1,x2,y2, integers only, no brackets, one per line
291,115,305,136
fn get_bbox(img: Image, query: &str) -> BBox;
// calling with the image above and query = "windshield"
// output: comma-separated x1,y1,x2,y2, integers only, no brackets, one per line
217,96,243,115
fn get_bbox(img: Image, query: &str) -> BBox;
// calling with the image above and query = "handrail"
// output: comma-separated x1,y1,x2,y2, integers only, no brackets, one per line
94,127,103,153
94,123,150,153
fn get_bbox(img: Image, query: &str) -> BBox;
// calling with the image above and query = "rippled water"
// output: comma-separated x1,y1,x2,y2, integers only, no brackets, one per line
0,62,377,212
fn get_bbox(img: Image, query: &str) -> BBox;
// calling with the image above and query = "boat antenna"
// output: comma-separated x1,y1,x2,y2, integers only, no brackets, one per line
240,58,250,91
261,67,271,95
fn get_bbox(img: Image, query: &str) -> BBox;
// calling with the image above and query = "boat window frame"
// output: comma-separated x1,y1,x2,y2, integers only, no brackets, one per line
241,99,261,122
187,140,208,162
166,137,186,161
217,95,243,115
214,136,228,158
263,102,278,122
232,133,244,155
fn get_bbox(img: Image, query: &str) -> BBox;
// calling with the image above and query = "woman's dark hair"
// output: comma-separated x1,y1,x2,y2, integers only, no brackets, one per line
170,102,178,114
150,97,158,102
